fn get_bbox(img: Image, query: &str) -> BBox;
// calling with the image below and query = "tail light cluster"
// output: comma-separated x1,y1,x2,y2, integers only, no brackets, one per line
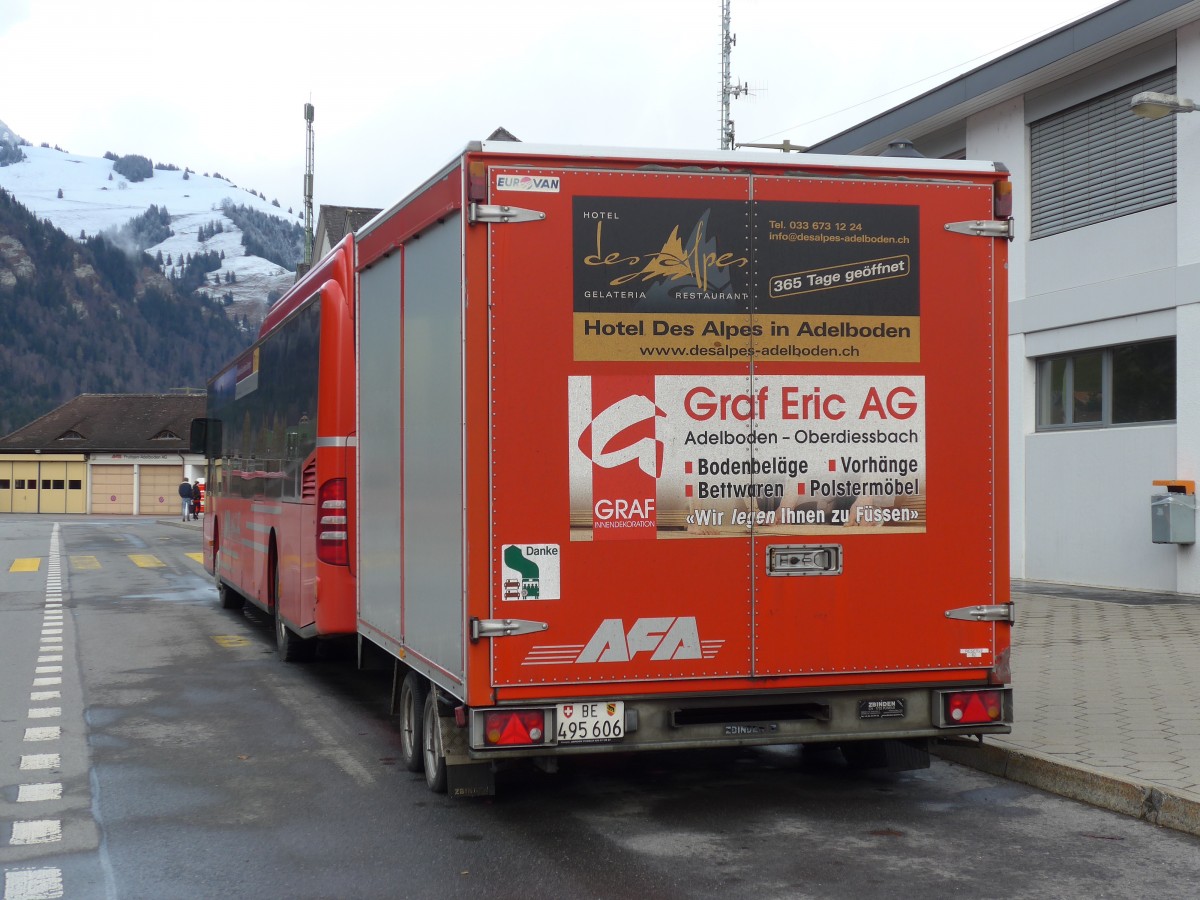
994,179,1013,219
942,690,1005,726
482,709,547,747
316,478,349,566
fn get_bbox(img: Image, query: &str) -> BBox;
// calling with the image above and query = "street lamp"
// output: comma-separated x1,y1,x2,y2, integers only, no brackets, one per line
1130,90,1197,119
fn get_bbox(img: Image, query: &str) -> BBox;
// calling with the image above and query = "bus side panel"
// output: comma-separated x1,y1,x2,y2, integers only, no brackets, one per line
312,278,357,635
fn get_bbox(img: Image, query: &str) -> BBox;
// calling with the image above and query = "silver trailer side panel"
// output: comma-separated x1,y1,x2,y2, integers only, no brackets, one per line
357,253,403,644
357,214,466,689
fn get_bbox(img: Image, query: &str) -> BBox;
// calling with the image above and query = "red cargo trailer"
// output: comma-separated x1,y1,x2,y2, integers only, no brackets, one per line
351,143,1013,796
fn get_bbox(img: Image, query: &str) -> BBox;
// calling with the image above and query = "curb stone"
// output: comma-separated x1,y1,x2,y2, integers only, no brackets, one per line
933,738,1200,838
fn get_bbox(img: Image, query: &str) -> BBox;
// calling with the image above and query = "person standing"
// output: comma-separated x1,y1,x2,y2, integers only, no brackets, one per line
178,476,193,522
191,480,202,519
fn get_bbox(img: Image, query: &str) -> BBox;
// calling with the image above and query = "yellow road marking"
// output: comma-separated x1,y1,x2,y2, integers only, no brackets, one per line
186,552,205,564
10,558,42,572
128,554,165,568
212,635,251,648
71,556,101,570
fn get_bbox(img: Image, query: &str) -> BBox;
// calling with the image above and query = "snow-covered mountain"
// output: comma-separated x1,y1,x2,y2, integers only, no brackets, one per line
0,140,302,325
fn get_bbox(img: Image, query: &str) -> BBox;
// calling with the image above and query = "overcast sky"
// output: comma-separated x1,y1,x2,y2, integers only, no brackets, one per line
2,0,1115,214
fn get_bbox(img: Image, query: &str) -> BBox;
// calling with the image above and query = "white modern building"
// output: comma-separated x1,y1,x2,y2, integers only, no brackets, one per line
808,0,1200,592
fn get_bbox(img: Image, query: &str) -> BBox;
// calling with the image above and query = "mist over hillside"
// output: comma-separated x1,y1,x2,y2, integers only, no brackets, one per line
0,142,304,327
0,129,317,433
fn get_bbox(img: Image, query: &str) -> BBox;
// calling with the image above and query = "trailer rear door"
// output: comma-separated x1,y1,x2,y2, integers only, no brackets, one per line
746,173,1003,677
487,166,756,690
484,162,1004,691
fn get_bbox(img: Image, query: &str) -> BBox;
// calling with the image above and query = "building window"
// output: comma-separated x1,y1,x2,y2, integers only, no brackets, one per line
1037,338,1175,429
1030,69,1176,239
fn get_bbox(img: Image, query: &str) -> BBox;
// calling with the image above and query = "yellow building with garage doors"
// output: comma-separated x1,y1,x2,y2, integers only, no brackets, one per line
0,393,206,516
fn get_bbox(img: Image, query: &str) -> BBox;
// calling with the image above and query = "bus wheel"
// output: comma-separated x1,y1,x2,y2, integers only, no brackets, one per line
215,525,242,609
399,672,427,773
273,562,315,662
217,582,244,611
422,690,448,793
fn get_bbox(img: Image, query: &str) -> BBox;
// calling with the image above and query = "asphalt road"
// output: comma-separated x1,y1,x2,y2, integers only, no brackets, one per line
2,516,1200,900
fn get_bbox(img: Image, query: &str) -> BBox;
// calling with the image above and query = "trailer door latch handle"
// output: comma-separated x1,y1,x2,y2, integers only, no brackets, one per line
471,618,549,641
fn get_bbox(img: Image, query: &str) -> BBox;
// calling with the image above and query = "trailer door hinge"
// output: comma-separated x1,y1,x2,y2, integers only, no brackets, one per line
469,203,546,225
470,617,549,641
945,603,1015,623
944,218,1013,241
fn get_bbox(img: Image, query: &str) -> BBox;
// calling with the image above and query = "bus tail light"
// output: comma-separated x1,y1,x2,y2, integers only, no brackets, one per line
482,709,546,747
316,478,349,566
941,690,1005,726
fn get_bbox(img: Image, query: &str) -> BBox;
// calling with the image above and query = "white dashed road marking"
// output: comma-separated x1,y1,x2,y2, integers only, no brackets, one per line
2,869,63,900
15,785,62,804
3,525,70,900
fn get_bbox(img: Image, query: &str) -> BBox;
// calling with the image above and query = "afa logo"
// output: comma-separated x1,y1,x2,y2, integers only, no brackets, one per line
522,617,725,666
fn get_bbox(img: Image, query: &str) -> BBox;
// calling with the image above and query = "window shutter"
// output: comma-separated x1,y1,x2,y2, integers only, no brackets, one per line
1030,69,1176,239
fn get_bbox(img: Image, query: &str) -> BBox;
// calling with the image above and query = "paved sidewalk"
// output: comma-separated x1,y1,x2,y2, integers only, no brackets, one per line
936,580,1200,836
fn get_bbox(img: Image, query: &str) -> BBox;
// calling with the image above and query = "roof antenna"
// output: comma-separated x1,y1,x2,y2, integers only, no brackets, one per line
303,100,315,267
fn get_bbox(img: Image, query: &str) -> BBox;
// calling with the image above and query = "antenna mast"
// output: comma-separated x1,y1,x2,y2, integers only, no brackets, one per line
720,0,748,150
303,102,315,266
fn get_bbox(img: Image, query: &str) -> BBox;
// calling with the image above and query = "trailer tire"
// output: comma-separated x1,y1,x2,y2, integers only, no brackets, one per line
399,672,427,773
422,691,448,793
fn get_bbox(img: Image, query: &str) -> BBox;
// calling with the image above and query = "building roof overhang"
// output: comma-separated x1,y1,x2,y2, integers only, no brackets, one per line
807,0,1200,155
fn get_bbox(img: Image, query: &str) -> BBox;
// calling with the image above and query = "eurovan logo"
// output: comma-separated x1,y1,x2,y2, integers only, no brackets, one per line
496,174,561,193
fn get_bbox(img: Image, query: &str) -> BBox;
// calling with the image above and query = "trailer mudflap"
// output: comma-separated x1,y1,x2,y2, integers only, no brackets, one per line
436,711,496,798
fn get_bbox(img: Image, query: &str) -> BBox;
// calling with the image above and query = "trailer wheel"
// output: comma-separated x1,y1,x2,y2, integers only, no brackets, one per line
398,672,427,773
422,691,448,793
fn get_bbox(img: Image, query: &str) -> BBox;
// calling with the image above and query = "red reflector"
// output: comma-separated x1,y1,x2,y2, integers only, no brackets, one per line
483,710,546,746
946,690,1003,725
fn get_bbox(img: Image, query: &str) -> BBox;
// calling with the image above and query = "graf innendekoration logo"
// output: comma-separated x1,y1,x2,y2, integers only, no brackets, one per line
576,392,666,479
571,376,665,541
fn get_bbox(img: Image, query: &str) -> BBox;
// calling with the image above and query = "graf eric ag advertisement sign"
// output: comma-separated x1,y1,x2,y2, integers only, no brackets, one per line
568,375,926,541
573,196,920,363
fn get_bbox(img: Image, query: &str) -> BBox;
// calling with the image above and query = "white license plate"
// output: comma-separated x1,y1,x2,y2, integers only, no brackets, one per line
555,701,625,743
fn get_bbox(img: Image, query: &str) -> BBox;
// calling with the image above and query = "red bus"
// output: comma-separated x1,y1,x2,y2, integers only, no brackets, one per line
192,235,357,659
